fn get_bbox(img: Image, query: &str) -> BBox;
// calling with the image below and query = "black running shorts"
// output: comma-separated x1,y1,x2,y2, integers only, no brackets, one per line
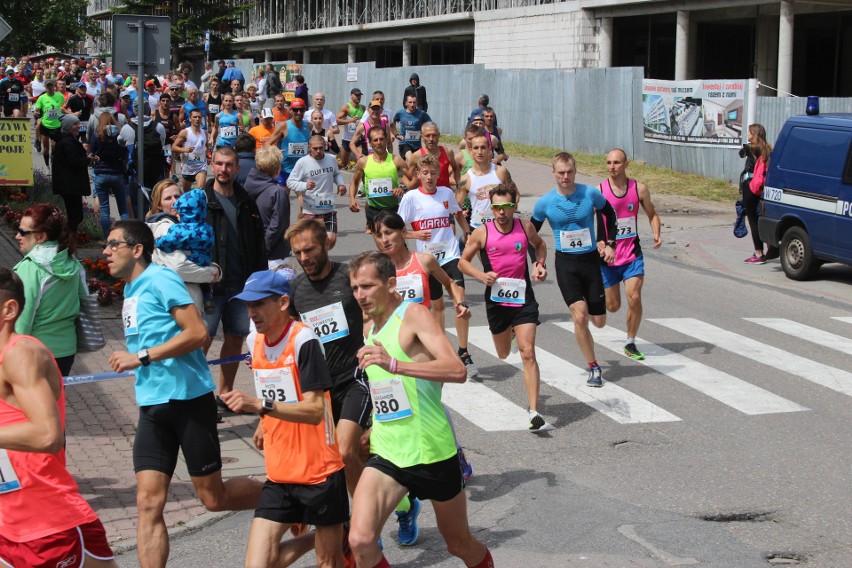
254,469,349,526
554,251,606,316
366,453,463,502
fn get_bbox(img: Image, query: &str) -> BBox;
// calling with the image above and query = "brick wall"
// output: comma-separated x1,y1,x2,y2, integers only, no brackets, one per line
474,2,600,70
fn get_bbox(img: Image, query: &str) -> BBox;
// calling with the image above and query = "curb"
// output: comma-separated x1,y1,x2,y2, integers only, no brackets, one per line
110,510,239,556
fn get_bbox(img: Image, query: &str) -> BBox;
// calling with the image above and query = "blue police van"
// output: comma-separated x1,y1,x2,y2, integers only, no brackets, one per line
758,114,852,280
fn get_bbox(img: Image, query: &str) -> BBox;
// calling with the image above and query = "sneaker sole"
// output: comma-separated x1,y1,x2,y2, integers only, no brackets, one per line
624,351,646,361
586,380,603,388
530,423,555,433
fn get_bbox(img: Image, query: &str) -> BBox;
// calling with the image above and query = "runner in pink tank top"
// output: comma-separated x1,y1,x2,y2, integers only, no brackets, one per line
598,149,662,362
458,185,553,432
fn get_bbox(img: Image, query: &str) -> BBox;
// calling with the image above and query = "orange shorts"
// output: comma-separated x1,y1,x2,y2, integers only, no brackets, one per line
0,519,114,568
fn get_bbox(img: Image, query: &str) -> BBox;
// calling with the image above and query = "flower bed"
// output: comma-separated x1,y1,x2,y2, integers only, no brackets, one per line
81,257,126,306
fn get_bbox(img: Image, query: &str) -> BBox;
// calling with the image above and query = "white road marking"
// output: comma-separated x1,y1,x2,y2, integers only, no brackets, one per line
618,525,699,566
651,318,852,397
831,316,852,325
458,326,680,424
745,318,852,357
442,380,531,432
557,323,808,416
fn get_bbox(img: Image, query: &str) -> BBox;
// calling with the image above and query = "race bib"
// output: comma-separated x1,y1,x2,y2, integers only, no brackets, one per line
368,177,393,198
404,130,420,141
254,367,298,403
220,125,236,138
370,377,413,422
187,152,205,165
7,93,19,102
162,145,172,158
299,302,350,343
208,104,220,114
424,240,453,264
471,207,494,227
122,297,138,336
314,196,334,210
345,122,358,135
490,278,526,305
288,142,308,156
558,228,592,252
396,274,424,304
45,108,62,119
616,216,637,239
0,450,22,494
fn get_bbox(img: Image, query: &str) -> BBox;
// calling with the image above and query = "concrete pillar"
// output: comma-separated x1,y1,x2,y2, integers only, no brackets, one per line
402,39,411,67
348,43,356,64
599,17,613,68
778,0,794,96
687,18,698,79
264,50,273,63
675,10,689,80
302,48,310,64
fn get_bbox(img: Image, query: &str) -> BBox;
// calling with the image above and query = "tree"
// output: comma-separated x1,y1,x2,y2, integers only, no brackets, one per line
112,0,254,64
0,0,102,57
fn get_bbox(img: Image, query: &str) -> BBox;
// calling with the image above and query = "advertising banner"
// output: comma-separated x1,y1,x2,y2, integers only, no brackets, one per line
0,119,33,186
642,79,746,147
253,61,301,101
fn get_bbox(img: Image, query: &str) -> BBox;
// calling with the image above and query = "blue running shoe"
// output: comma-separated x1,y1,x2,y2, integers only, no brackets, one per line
396,497,421,546
458,448,473,480
587,365,603,387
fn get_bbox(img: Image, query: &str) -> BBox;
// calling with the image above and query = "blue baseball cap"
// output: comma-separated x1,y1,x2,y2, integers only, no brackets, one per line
231,271,291,302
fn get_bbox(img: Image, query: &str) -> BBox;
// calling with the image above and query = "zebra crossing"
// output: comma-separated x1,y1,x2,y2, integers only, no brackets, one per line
442,317,851,431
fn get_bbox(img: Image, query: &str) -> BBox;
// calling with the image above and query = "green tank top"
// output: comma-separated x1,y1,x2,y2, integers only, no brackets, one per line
365,302,457,468
460,149,474,176
348,102,365,120
363,152,400,209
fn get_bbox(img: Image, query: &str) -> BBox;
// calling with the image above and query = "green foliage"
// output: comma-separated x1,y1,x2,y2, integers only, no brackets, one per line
0,0,102,57
111,0,254,62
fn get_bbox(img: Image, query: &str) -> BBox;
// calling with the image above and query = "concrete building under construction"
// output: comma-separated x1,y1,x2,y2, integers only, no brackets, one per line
88,0,852,96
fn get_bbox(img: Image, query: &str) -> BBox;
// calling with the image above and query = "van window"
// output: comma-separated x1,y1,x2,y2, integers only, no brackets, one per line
778,126,851,178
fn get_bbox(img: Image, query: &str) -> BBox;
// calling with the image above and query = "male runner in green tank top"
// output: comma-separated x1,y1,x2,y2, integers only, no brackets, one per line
346,251,494,568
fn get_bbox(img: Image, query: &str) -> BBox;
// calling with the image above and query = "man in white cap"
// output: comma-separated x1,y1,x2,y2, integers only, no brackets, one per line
249,107,276,149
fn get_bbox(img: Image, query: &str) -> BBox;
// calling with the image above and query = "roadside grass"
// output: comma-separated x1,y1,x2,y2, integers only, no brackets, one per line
441,135,739,203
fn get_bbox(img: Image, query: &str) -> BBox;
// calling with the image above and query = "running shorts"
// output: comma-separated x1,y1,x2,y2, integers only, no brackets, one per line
366,453,463,502
600,256,645,289
133,392,222,477
485,298,540,335
0,519,114,568
303,210,338,234
554,251,606,316
254,469,349,526
331,377,372,429
440,258,465,289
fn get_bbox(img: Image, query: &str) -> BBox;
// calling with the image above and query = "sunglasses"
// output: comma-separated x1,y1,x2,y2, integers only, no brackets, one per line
105,240,131,250
490,202,516,211
15,226,38,236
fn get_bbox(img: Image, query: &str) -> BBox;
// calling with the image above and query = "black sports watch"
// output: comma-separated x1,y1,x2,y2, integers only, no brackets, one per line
260,398,275,415
606,240,617,248
137,349,151,366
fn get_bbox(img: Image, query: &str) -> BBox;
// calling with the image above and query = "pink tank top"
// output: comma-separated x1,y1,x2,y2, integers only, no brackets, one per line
600,178,641,266
0,335,98,542
482,218,529,307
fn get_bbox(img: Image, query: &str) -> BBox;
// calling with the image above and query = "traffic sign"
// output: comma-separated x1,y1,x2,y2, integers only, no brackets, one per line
0,17,12,44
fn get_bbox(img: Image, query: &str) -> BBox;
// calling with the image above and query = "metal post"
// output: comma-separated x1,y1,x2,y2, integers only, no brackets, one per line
136,19,145,217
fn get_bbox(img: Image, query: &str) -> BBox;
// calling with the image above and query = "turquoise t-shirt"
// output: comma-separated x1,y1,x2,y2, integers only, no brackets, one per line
122,264,214,406
532,184,607,254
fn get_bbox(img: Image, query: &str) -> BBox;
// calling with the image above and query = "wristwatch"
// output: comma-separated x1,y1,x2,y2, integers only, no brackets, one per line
259,398,275,415
606,240,617,248
137,349,151,366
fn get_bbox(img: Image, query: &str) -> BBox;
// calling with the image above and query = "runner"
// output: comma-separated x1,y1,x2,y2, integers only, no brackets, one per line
209,93,238,148
178,86,207,130
308,92,340,137
234,92,254,134
598,148,662,361
531,152,617,387
0,268,118,568
249,107,276,149
397,153,479,377
221,270,348,568
457,133,516,232
405,122,460,191
458,185,553,431
347,251,494,568
172,108,209,190
33,80,65,165
103,220,263,568
349,127,411,232
284,219,374,505
63,82,94,145
287,135,347,249
1,66,26,118
393,94,431,159
266,97,312,188
349,98,392,161
371,208,477,479
482,108,507,164
271,93,291,128
336,87,364,169
203,77,222,131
